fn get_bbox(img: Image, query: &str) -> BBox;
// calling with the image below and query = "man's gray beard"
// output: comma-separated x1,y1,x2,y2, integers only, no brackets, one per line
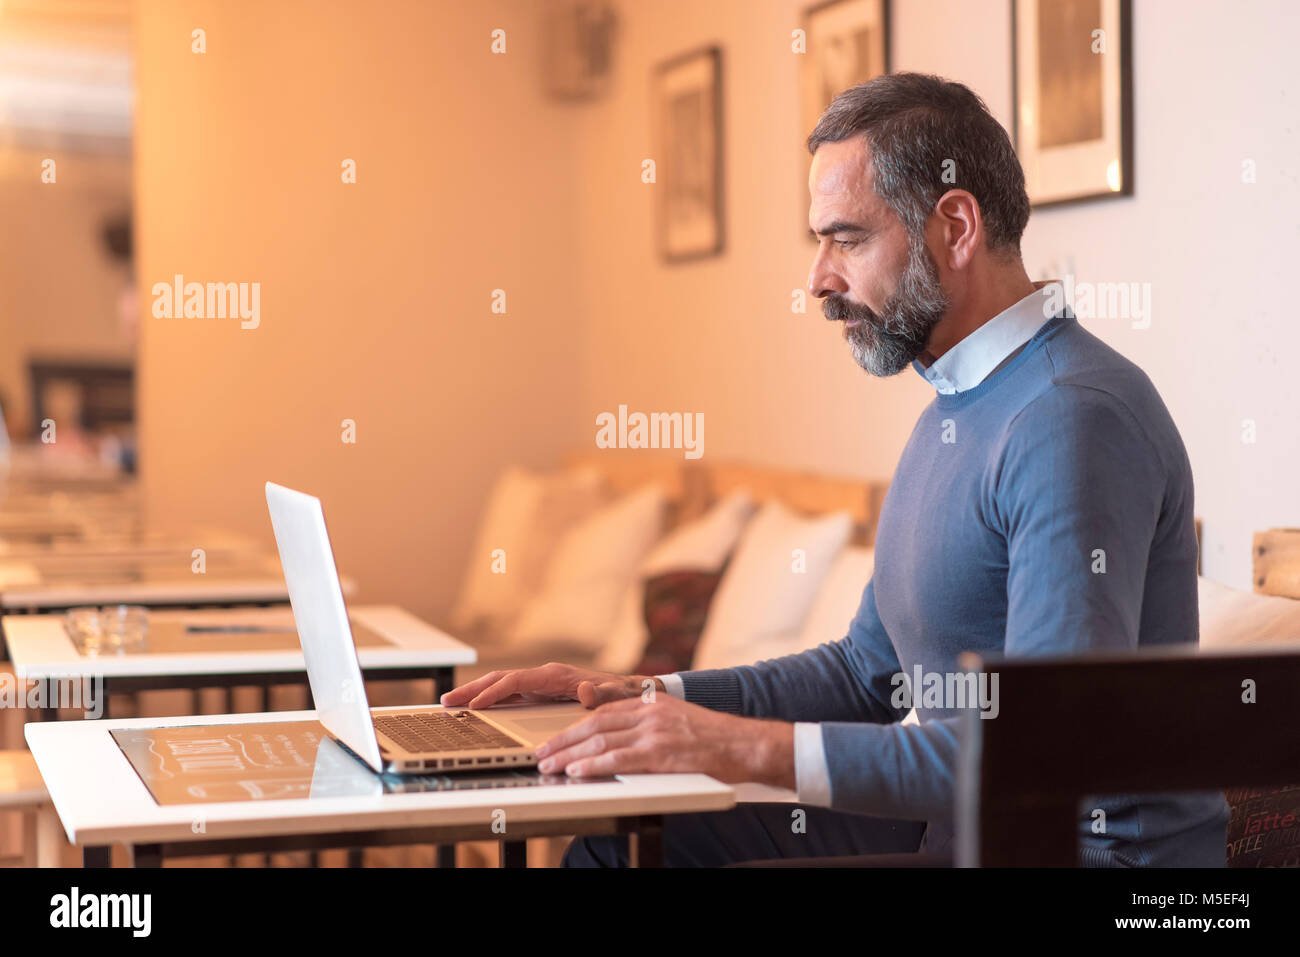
833,241,950,377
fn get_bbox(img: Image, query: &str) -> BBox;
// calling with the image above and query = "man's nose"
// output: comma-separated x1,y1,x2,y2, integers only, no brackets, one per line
808,250,848,301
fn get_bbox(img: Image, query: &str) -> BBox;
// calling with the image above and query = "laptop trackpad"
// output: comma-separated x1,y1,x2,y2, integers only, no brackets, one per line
503,713,588,737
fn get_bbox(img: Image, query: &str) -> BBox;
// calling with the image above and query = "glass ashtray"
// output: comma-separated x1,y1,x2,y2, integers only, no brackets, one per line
64,605,149,655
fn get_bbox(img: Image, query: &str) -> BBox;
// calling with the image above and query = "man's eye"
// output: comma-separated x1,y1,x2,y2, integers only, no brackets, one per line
835,239,859,250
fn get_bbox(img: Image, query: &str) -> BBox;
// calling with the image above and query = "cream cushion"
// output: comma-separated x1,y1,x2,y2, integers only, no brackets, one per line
510,484,668,652
691,500,852,671
449,466,606,632
788,544,918,725
796,546,876,651
1198,575,1300,647
595,490,756,674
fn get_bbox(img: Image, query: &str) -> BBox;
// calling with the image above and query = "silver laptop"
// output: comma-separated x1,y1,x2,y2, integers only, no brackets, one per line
265,481,587,775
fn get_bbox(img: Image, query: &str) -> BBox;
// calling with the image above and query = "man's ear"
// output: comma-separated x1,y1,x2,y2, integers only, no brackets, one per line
933,189,982,269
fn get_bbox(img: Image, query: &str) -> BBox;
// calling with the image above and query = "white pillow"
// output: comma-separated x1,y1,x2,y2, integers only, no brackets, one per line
792,545,921,725
595,490,756,674
449,466,605,632
796,546,875,651
690,500,852,671
510,484,668,652
1198,576,1300,647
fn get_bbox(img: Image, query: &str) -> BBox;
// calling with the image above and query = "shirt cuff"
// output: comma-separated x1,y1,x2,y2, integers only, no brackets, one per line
794,722,833,807
656,673,685,699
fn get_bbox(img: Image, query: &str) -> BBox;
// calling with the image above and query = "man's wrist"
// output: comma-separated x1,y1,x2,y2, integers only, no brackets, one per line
751,719,796,790
628,675,665,696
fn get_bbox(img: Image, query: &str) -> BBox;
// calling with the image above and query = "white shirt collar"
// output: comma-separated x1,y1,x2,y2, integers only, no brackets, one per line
912,281,1063,394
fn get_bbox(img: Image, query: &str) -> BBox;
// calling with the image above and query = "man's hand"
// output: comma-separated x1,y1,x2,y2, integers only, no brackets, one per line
440,662,664,710
534,694,795,788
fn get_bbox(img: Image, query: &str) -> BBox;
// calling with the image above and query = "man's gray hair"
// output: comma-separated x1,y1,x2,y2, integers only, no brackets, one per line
807,72,1030,256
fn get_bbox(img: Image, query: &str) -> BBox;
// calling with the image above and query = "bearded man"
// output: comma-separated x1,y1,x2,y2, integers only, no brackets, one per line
443,72,1230,868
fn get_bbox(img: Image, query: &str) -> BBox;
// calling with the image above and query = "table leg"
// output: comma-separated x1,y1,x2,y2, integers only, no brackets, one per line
436,845,456,868
130,842,162,868
41,679,57,722
630,816,664,868
83,846,112,868
36,805,62,868
131,844,163,868
433,668,454,701
346,848,364,867
499,840,527,868
21,811,37,868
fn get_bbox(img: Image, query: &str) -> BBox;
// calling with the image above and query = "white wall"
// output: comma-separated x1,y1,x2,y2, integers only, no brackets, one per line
575,0,1300,588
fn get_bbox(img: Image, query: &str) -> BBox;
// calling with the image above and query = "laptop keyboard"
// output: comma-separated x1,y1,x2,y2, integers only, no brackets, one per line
374,711,524,753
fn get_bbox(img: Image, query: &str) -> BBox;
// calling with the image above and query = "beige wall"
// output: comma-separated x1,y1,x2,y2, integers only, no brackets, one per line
134,0,587,623
135,0,1300,627
0,152,132,436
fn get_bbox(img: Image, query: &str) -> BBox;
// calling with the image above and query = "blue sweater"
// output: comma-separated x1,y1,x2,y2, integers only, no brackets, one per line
681,311,1231,866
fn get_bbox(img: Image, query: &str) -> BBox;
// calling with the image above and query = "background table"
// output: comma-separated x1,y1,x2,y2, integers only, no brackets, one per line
25,707,736,867
4,604,474,719
0,551,355,614
0,484,139,545
0,526,257,561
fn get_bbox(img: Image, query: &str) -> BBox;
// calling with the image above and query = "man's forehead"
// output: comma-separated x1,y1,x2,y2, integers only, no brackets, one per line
810,137,871,187
809,137,876,219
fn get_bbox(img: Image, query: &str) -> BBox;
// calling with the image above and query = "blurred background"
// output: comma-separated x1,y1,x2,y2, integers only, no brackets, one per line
2,0,1300,871
0,0,134,472
0,0,1296,629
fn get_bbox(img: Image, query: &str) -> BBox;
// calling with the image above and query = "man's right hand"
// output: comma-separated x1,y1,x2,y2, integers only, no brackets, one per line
439,662,665,710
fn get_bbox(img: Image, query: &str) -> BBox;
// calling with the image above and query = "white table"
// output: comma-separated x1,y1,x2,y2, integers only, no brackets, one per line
25,706,736,867
0,487,139,544
5,604,474,718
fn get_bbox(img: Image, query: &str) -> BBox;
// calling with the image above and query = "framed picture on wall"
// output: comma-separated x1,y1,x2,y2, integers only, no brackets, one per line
800,0,891,239
1012,0,1133,207
653,45,724,262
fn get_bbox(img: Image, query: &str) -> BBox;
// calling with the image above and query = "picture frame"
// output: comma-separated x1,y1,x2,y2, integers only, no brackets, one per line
1012,0,1133,208
801,0,891,139
652,45,724,263
800,0,891,240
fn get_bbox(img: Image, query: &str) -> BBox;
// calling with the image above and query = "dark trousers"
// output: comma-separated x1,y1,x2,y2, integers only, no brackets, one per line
563,803,945,868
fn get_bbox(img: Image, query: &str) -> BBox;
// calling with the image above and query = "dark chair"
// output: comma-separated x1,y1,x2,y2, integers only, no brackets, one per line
955,645,1300,866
